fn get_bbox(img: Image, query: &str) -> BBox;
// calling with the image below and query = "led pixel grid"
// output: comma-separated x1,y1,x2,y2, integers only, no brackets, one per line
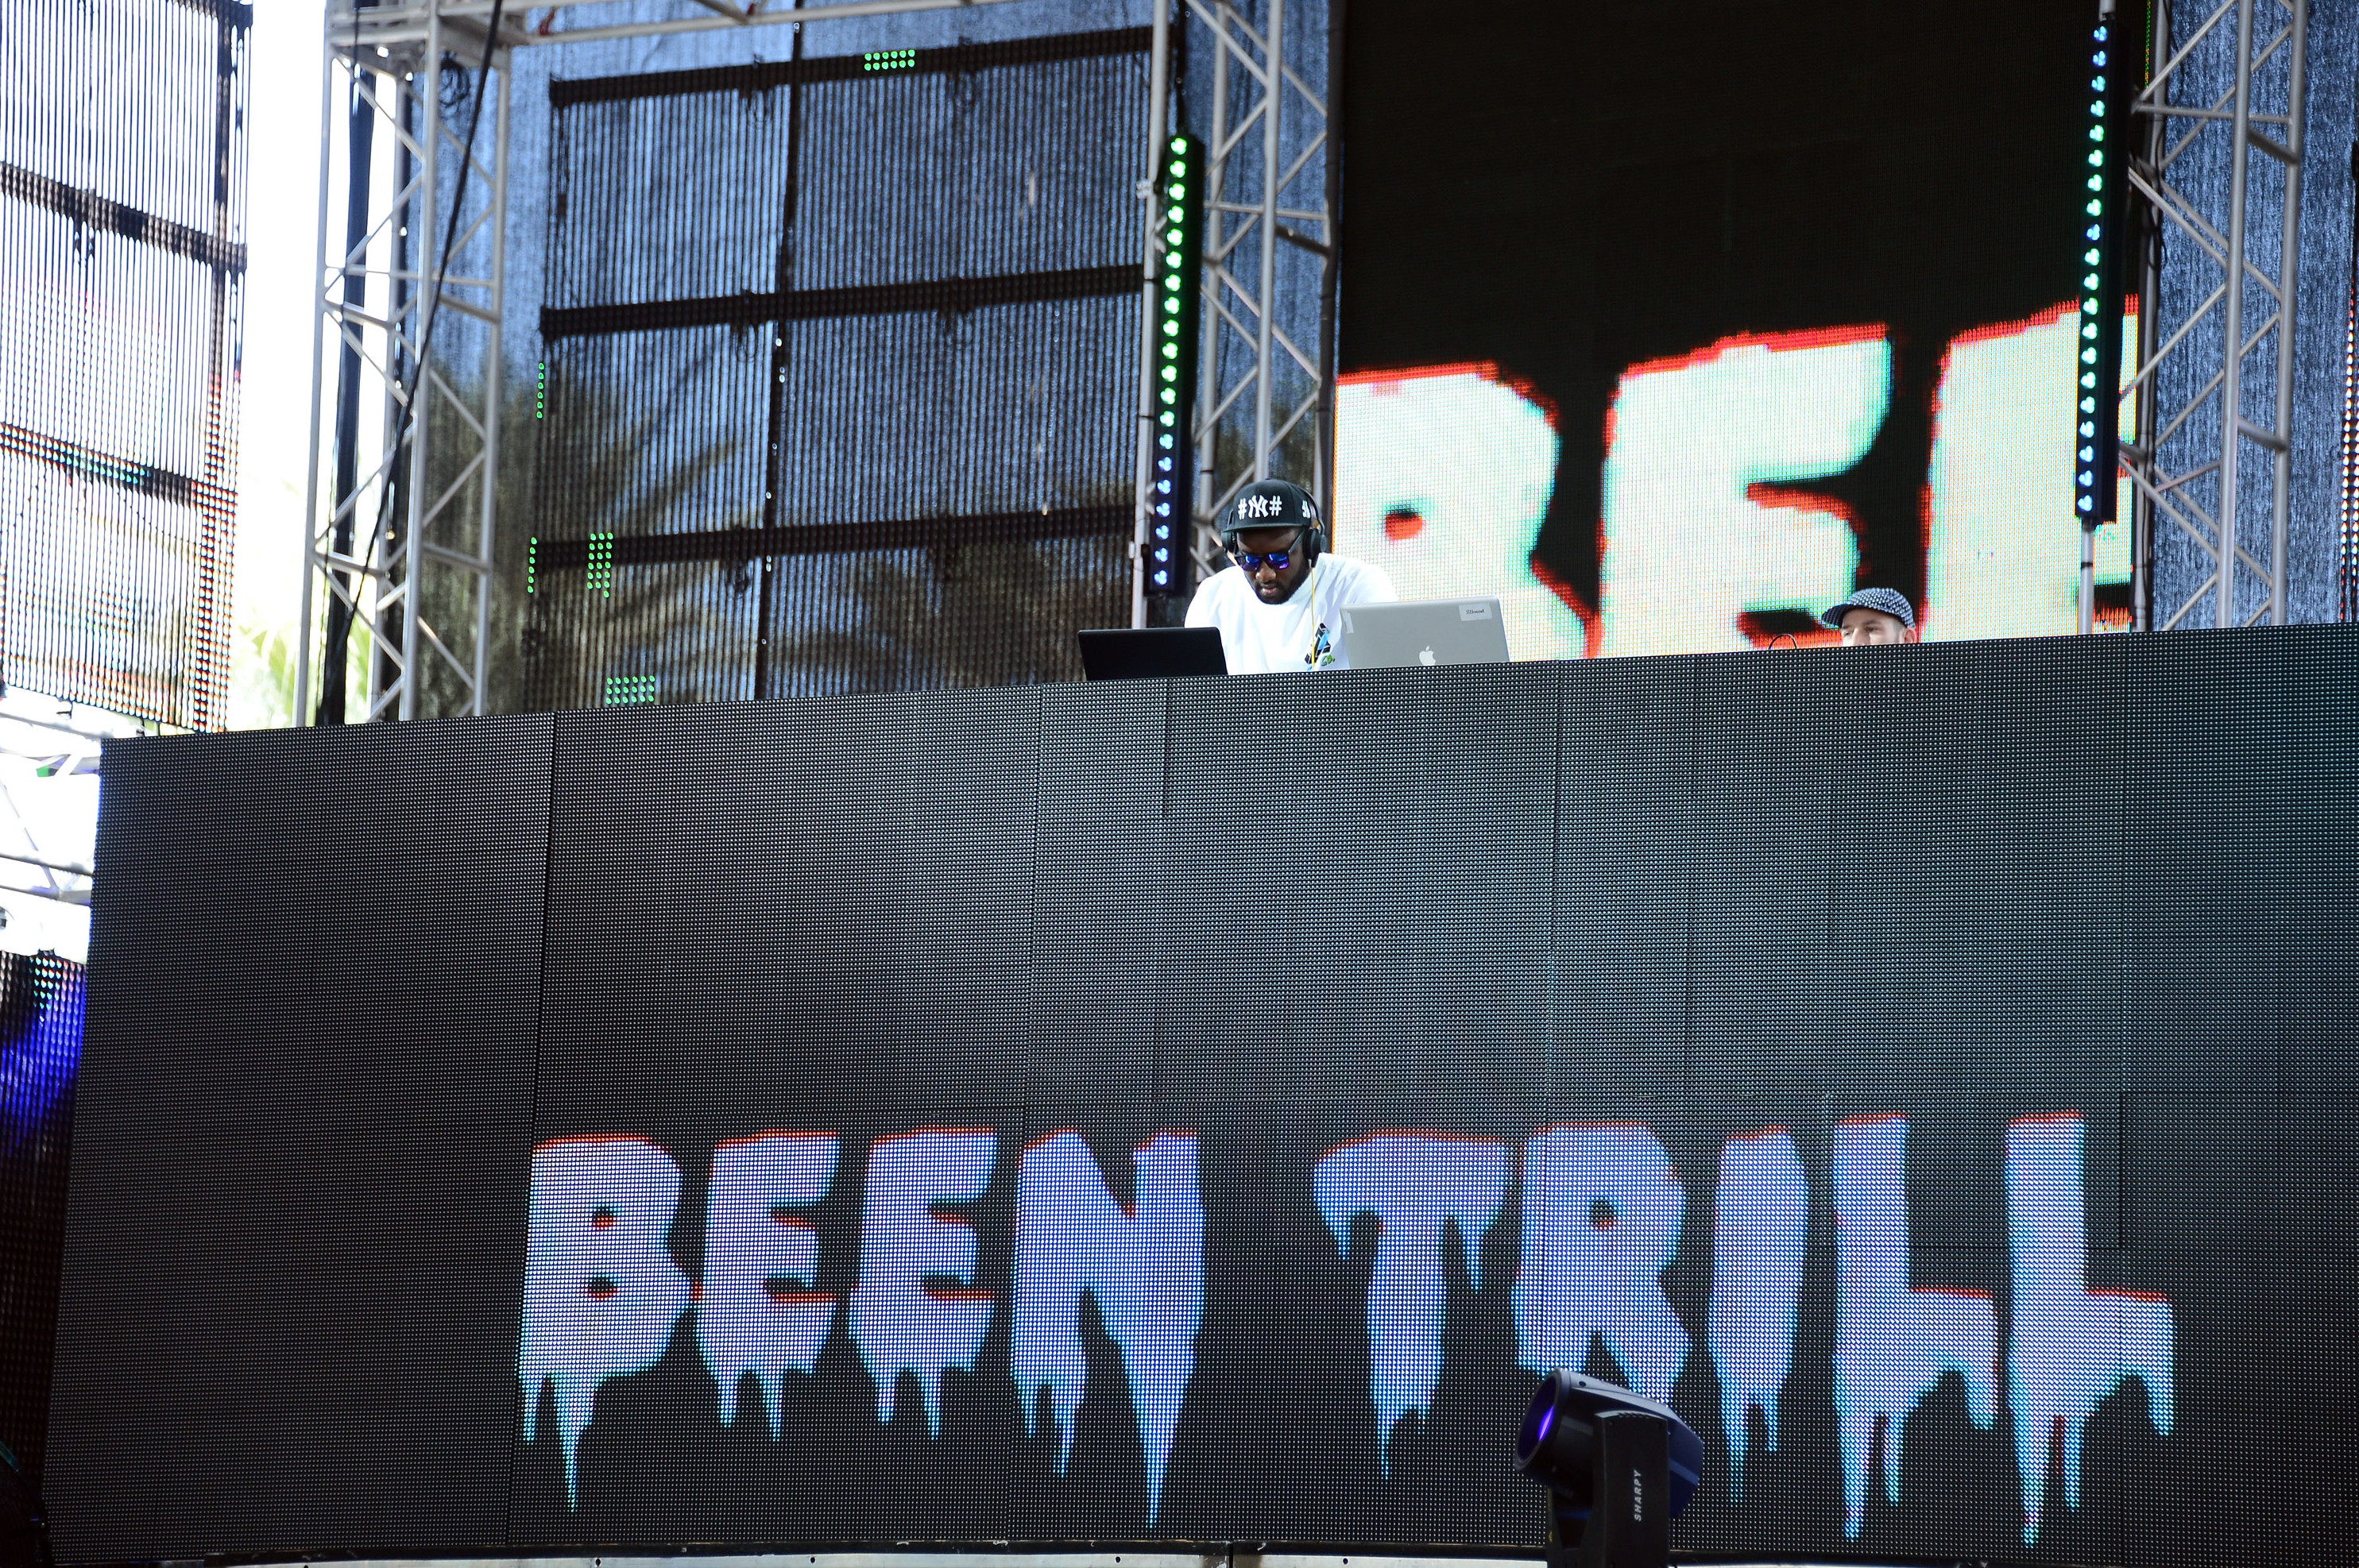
45,643,2359,1565
1335,0,2129,648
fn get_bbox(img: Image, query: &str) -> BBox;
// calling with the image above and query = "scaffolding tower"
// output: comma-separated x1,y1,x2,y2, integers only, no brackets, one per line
296,14,511,723
300,0,1156,720
1181,0,1335,587
2124,0,2311,630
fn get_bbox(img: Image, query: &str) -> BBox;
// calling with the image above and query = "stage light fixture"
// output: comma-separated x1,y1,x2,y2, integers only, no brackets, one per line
1517,1371,1701,1568
1146,133,1202,598
586,531,615,600
2072,5,2136,530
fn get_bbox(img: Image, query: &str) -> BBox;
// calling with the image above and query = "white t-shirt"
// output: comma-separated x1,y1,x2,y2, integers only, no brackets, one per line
1185,554,1398,674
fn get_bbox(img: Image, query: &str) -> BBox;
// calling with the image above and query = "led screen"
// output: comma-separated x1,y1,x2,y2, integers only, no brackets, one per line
1333,0,2130,651
509,1105,2161,1557
42,642,2359,1565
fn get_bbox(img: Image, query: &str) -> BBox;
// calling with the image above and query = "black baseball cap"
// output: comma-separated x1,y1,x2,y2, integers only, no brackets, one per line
1221,479,1321,541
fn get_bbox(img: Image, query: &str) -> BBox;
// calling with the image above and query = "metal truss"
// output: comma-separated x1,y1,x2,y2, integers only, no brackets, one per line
1183,0,1332,580
0,699,122,913
2123,0,2310,630
297,18,510,723
300,0,1132,714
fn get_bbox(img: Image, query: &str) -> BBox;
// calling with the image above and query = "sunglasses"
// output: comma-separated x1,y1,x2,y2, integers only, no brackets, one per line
1229,533,1303,572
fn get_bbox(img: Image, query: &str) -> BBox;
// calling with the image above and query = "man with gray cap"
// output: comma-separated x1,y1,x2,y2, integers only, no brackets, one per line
1819,587,1918,647
1186,477,1397,673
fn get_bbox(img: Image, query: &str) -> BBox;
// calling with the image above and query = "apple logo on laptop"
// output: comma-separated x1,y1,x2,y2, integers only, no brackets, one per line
1418,646,1437,666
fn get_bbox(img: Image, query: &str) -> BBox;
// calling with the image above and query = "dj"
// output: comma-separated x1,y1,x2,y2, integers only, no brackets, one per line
1185,478,1397,672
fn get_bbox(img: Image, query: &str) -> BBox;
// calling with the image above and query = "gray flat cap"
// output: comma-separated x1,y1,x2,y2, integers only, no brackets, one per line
1818,587,1916,631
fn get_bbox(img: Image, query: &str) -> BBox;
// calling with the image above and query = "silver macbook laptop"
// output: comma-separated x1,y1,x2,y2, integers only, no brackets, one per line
1340,598,1511,669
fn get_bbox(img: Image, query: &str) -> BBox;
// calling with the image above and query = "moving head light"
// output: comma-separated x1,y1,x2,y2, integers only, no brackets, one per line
1517,1371,1702,1568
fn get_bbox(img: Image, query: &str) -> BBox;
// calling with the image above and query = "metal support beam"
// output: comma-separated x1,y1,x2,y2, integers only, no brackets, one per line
297,23,508,725
1183,0,1331,582
2125,0,2311,630
333,0,1037,52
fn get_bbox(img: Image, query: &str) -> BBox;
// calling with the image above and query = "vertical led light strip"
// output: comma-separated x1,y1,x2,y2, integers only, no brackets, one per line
2074,4,2132,526
1147,133,1203,597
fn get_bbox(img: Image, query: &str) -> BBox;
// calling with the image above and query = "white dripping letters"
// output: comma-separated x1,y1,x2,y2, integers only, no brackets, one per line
1708,1126,1807,1500
1314,1134,1511,1474
1011,1131,1205,1523
1516,1122,1694,1400
517,1126,1206,1516
849,1128,996,1435
698,1132,839,1436
519,1112,2170,1543
519,1137,694,1506
2006,1114,2174,1545
1831,1115,2000,1537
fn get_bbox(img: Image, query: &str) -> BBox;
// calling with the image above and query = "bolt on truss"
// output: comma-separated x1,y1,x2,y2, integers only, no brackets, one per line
296,12,511,724
1184,0,1332,580
2124,0,2310,630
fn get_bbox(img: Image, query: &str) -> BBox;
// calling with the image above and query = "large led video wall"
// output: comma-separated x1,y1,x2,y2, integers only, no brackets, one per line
43,631,2359,1566
1333,0,2129,653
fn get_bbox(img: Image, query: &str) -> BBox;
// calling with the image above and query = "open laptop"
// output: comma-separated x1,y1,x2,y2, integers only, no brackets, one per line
1340,598,1511,669
1077,627,1228,681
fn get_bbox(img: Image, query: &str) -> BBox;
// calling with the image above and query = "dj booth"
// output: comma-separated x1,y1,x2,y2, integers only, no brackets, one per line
39,627,2359,1567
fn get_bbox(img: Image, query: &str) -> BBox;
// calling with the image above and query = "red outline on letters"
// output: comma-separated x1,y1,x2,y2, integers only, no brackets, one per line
865,1129,998,1304
1596,325,1889,647
1616,322,1888,388
1019,1128,1198,1221
1337,361,1565,431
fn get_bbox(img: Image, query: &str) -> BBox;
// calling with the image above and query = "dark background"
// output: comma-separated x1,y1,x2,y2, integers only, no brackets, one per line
43,627,2359,1565
1336,0,2093,621
0,952,82,1491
